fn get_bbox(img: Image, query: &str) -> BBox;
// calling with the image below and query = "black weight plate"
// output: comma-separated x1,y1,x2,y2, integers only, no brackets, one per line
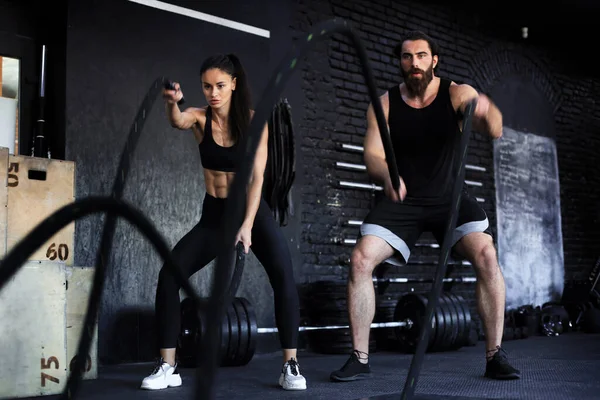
238,297,257,365
443,293,462,349
445,293,462,347
460,294,472,339
232,298,250,366
437,294,456,351
225,301,239,366
422,292,443,353
455,293,470,347
446,293,466,348
219,303,230,366
394,293,436,353
177,298,200,367
420,293,442,353
431,294,449,352
450,292,470,346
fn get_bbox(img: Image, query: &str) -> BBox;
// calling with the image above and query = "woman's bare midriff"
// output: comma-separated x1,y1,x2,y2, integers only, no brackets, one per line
204,169,236,198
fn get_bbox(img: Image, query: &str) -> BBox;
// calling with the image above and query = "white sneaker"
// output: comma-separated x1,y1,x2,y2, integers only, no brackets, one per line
140,358,182,390
278,358,307,390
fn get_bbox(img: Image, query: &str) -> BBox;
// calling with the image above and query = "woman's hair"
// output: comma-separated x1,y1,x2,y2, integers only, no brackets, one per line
200,53,252,143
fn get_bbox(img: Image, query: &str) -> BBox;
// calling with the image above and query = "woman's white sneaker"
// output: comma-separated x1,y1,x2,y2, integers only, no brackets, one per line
140,358,182,390
278,358,307,390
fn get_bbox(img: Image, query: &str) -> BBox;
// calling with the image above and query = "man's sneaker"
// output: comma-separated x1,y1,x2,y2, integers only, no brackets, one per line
485,347,521,380
330,350,372,382
140,358,183,390
278,358,307,390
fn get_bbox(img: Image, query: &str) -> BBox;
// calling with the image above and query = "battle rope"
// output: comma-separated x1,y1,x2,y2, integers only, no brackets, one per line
401,99,477,399
264,98,296,226
197,18,401,400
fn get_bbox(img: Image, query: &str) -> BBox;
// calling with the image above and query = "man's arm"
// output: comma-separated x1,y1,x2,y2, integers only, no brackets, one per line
453,84,503,139
364,101,392,185
364,95,406,201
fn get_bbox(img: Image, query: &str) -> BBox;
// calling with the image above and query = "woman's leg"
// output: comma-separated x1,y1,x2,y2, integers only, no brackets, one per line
250,200,306,390
142,218,218,391
250,200,300,359
155,220,218,365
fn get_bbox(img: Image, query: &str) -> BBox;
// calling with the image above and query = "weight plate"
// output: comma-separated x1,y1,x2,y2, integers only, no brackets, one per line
219,301,230,366
225,301,239,366
447,292,466,348
443,293,462,349
238,297,258,365
394,293,436,353
437,294,455,351
232,298,250,366
431,293,447,352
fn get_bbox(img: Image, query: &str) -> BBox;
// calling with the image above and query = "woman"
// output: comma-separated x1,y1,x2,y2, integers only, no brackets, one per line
140,53,306,391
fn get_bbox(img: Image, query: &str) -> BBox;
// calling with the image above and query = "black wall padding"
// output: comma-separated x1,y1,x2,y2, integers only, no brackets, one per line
263,98,296,227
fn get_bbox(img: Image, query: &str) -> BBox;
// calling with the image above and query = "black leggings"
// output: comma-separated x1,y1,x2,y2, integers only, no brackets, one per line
155,193,300,350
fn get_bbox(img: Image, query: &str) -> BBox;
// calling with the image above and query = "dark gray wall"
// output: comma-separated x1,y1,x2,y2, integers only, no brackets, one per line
65,0,304,363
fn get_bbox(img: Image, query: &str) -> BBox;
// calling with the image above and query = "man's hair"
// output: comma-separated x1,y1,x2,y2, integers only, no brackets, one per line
393,30,440,59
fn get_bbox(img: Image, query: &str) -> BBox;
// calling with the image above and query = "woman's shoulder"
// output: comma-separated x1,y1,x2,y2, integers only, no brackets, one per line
189,106,209,117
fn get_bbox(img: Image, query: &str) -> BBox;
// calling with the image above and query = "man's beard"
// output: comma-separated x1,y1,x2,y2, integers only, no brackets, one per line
402,64,434,97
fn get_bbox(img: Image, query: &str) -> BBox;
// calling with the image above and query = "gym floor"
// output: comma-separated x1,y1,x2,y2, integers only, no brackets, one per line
27,332,599,400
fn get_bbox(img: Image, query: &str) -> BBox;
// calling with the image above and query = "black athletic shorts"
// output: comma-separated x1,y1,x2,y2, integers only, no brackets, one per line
360,190,492,265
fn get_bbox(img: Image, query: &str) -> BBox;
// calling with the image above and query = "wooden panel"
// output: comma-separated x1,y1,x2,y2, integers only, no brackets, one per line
5,155,75,265
0,147,8,257
0,261,68,398
65,266,98,380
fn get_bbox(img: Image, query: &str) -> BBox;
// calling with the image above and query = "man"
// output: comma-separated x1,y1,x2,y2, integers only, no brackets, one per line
330,31,520,382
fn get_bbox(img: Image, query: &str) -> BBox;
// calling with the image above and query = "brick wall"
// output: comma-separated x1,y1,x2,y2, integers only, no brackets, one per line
290,0,600,334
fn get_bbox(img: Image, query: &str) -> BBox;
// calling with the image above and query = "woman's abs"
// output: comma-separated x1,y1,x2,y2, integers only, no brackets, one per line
204,169,236,198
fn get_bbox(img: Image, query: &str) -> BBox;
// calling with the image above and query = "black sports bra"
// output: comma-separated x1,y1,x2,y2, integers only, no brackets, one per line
198,107,239,173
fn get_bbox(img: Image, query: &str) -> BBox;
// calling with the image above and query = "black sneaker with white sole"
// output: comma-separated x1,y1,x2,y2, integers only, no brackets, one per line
330,350,372,382
485,347,521,380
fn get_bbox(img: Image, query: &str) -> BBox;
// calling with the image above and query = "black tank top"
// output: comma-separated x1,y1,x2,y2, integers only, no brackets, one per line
198,107,239,172
387,78,462,204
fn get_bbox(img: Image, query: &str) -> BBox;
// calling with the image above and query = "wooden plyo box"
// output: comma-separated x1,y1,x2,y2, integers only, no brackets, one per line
0,262,98,399
65,266,99,381
0,147,75,265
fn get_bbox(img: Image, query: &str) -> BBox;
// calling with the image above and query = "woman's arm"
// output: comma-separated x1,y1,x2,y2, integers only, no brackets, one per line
242,122,269,229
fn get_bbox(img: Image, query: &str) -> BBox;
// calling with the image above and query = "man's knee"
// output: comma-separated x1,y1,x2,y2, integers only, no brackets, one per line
472,239,499,275
350,246,377,278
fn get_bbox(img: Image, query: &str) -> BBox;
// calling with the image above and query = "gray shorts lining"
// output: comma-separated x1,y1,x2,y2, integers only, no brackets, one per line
360,218,490,266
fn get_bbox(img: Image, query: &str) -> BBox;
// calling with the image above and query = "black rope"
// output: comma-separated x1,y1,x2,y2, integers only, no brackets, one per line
401,98,477,399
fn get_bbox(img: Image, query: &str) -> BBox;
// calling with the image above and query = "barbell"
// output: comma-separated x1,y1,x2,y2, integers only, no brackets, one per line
176,291,472,368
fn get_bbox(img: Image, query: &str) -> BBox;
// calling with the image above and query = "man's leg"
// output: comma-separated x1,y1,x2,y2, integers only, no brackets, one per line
330,234,395,382
348,235,395,355
454,232,520,379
